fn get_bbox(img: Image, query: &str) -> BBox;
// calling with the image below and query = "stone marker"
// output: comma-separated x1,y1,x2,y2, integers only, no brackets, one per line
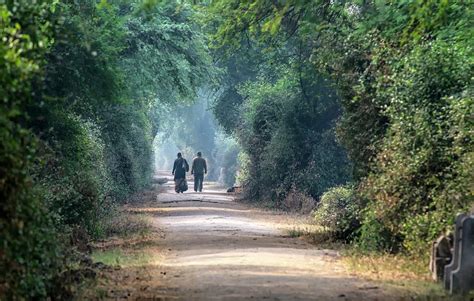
430,233,453,281
443,214,465,290
443,213,474,295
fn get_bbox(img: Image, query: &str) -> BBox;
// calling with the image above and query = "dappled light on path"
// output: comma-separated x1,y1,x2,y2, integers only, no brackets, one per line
143,172,413,301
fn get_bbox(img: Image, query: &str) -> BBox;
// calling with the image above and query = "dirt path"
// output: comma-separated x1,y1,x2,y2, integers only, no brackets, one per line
131,174,412,301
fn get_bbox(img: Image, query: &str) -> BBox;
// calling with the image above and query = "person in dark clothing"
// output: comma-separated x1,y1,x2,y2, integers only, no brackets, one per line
172,152,189,193
191,151,207,192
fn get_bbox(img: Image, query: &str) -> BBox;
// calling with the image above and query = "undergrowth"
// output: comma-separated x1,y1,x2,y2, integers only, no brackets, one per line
91,249,155,268
101,209,152,239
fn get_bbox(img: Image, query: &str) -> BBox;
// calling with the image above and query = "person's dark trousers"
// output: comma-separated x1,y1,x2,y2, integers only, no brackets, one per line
194,173,204,192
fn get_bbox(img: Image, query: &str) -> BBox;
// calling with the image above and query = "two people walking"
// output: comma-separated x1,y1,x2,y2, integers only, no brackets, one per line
172,152,207,193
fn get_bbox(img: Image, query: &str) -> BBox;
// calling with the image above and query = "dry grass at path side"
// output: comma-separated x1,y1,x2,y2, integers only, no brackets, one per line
81,185,167,300
278,217,471,300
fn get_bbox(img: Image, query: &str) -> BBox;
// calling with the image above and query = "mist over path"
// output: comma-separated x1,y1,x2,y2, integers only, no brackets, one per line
148,172,408,300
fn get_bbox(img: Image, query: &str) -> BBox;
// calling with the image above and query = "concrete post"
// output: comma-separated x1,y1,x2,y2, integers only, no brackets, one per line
444,214,474,295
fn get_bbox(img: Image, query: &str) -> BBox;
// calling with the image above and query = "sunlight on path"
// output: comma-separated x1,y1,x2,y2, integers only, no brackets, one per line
147,172,409,301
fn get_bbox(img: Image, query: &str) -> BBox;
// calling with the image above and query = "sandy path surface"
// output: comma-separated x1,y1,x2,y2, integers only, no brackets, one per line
147,174,409,301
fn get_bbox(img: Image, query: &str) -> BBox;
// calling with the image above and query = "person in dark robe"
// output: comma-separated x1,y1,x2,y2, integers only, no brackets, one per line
191,151,207,192
172,152,189,193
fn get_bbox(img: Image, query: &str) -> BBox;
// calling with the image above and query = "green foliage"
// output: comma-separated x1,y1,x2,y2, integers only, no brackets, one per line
35,113,115,237
124,1,213,107
99,103,154,200
204,0,473,257
0,1,64,299
214,134,240,186
35,0,212,217
360,40,473,254
313,185,360,241
210,47,260,134
356,206,400,254
237,63,351,202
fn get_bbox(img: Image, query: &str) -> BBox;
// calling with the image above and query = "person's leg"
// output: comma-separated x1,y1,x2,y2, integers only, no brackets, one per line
180,178,186,193
194,175,198,192
198,173,204,192
175,179,180,193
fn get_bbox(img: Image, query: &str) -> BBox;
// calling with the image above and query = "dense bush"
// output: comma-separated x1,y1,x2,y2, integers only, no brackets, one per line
283,188,316,214
0,1,64,299
237,65,351,203
313,185,360,241
99,104,154,201
360,40,473,254
35,113,114,237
